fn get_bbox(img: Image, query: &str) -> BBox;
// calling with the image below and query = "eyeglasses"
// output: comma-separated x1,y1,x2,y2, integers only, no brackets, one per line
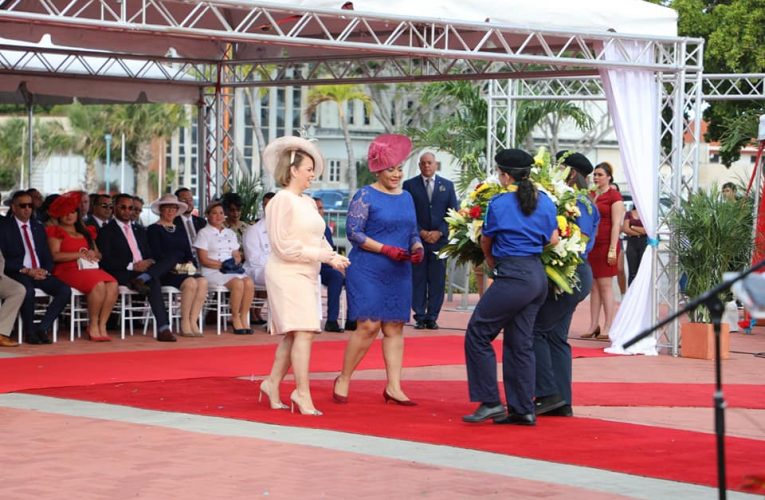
99,203,114,209
16,203,33,209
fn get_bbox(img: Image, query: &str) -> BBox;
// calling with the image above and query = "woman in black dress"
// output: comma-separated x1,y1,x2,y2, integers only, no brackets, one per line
147,194,209,337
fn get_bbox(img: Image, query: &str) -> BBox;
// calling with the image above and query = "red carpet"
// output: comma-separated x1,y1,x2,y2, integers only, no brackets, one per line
0,336,611,393
25,377,763,492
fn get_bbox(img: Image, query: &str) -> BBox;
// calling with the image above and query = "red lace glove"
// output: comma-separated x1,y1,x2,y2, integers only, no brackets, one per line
380,245,410,261
410,247,425,264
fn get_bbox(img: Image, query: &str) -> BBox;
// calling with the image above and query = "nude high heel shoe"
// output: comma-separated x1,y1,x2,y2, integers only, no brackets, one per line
290,390,322,416
258,380,288,410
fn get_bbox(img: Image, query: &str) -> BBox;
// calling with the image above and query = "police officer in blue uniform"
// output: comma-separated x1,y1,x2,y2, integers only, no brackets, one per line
533,151,600,417
463,149,559,426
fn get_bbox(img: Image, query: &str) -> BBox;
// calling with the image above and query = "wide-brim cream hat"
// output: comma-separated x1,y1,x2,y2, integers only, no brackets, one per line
262,136,324,178
150,193,188,215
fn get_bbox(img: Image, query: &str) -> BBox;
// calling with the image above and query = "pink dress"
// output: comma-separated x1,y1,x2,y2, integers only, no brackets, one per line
46,225,116,293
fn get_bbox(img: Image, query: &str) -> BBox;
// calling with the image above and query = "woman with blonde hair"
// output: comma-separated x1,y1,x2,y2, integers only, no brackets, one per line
147,194,208,337
258,136,350,416
194,202,255,335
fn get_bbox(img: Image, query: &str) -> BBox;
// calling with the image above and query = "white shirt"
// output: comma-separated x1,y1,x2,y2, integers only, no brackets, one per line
242,218,269,286
194,225,239,262
15,216,39,269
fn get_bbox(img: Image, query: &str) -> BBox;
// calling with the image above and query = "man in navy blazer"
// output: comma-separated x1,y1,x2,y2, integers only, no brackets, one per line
0,190,70,344
402,152,459,329
97,194,176,342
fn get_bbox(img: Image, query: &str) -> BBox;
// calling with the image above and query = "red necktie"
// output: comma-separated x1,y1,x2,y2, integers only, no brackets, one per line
123,223,143,263
21,224,39,269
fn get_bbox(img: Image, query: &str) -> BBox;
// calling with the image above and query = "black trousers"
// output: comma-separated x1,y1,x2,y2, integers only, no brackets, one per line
533,262,593,405
464,256,548,415
9,272,70,337
625,236,647,285
411,248,447,322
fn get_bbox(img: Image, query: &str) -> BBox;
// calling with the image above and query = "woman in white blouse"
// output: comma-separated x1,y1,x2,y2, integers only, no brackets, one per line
194,201,255,334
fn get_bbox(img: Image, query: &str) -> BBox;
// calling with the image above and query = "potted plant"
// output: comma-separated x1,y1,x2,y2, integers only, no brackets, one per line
670,187,753,359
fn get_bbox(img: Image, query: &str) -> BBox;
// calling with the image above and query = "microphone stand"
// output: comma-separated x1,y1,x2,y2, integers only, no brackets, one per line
623,258,765,500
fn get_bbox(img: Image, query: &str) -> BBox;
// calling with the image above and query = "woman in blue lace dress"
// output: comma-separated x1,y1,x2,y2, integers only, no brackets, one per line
333,134,424,406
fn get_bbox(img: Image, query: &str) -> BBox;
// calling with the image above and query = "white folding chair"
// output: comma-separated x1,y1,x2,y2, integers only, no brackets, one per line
162,285,203,333
209,285,231,335
67,289,89,341
118,286,157,339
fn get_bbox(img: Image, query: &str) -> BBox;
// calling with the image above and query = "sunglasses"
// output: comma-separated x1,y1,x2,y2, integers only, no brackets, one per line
16,203,33,209
99,203,114,209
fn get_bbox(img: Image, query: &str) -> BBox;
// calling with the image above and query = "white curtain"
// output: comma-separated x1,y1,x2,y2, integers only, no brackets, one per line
599,42,659,355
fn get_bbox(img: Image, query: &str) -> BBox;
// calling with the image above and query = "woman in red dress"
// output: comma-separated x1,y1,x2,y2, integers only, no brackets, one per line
46,192,118,342
585,162,625,341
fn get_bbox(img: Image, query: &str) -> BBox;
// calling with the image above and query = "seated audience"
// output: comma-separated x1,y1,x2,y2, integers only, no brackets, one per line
222,192,249,248
0,190,70,344
0,248,25,347
46,191,118,342
243,192,275,325
195,201,255,335
147,194,208,337
85,194,113,230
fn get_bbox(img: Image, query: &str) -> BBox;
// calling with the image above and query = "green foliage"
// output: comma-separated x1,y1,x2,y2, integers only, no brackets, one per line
671,0,765,165
514,101,594,150
0,118,72,190
234,176,264,222
669,187,753,322
406,81,490,195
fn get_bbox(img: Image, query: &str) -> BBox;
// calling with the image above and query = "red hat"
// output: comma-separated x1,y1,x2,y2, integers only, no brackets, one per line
368,134,412,172
48,191,82,218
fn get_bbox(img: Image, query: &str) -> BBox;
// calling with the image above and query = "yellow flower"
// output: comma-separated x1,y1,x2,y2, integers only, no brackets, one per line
557,215,568,232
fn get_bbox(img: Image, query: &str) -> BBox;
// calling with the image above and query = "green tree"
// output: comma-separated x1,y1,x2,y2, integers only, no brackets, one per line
305,85,373,193
112,104,188,201
63,103,114,192
671,0,765,165
514,101,594,153
0,118,72,190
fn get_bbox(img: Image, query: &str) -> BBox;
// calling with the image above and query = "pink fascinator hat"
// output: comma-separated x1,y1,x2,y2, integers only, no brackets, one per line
367,134,412,172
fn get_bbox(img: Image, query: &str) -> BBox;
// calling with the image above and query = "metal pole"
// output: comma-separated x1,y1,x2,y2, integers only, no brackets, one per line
120,133,126,191
26,102,33,190
104,134,112,193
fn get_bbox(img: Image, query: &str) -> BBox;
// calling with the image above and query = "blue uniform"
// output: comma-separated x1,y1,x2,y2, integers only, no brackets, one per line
533,194,600,407
464,190,557,415
320,225,345,323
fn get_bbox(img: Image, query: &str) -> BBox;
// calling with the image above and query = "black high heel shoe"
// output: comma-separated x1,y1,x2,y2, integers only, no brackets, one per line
580,326,600,339
383,389,417,406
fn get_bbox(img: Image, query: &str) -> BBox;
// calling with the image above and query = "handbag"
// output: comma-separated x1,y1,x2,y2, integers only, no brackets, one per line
77,257,99,270
173,262,197,275
220,257,245,274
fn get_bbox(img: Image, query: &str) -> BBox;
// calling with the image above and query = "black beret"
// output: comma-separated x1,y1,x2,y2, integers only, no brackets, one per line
556,150,593,176
495,148,533,170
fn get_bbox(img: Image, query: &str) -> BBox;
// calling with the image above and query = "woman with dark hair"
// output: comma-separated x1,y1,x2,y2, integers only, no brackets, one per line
221,192,249,247
584,161,625,341
46,191,118,341
462,148,558,426
332,134,423,407
38,193,61,226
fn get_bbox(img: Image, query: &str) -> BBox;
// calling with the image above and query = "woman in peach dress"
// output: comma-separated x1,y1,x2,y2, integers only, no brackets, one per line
257,136,350,416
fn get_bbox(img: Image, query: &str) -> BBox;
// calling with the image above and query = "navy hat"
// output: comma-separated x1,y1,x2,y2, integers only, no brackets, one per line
495,148,533,170
556,150,593,176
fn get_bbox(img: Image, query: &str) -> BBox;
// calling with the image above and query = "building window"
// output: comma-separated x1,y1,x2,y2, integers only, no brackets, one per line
328,159,341,183
363,103,371,125
751,155,757,164
709,153,720,163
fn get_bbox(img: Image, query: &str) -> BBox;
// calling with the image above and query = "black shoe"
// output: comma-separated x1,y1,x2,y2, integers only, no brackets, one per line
494,412,536,426
324,320,344,333
157,329,177,342
534,394,566,415
462,403,506,423
129,278,151,295
252,318,267,326
425,320,439,330
344,320,357,331
32,329,53,344
25,334,46,345
542,404,573,417
233,328,253,335
414,321,426,330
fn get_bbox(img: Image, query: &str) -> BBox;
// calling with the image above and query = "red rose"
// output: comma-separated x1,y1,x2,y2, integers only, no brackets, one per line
469,206,482,219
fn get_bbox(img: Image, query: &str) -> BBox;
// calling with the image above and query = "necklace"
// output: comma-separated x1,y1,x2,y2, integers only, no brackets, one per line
161,223,176,233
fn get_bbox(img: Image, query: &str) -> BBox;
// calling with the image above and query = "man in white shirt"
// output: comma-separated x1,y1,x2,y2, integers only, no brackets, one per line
85,194,113,230
243,192,275,287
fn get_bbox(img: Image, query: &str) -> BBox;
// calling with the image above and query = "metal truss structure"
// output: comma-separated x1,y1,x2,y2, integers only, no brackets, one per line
0,1,703,195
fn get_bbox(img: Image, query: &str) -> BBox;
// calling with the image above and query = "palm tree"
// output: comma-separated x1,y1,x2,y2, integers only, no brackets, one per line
64,103,113,192
514,101,595,153
304,85,372,193
111,104,188,200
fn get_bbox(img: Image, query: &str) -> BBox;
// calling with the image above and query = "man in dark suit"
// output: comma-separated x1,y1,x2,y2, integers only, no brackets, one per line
96,193,176,342
174,188,206,260
314,198,346,333
403,152,459,330
84,193,113,231
0,190,71,344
